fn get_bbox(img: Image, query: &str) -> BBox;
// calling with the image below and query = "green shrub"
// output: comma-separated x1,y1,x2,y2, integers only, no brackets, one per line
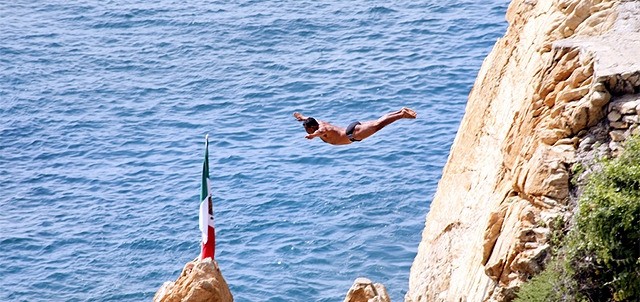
513,258,570,302
572,135,640,301
517,135,640,301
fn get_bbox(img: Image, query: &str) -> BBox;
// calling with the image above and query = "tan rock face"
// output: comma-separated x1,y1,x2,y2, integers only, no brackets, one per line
154,258,233,302
344,278,391,302
405,0,640,301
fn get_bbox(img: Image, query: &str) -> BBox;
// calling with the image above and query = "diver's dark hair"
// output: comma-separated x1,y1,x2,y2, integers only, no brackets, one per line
303,117,319,129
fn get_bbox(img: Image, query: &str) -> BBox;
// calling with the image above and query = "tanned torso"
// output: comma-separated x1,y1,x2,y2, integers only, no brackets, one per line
314,121,352,145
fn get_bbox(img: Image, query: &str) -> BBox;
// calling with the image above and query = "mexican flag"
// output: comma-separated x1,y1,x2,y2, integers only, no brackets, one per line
199,135,215,260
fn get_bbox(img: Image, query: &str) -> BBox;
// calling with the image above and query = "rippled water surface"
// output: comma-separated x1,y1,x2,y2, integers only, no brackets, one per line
0,1,508,301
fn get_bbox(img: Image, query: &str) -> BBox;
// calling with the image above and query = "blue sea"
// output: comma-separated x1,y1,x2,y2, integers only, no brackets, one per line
0,1,508,301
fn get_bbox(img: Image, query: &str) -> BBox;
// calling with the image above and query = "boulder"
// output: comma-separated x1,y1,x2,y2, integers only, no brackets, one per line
343,278,390,302
154,258,233,302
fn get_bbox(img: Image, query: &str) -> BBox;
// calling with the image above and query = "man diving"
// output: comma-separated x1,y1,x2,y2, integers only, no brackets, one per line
293,107,417,145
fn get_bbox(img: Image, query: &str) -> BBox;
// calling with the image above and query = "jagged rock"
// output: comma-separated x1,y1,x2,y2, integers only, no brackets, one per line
343,278,390,302
622,115,640,124
154,258,233,302
510,244,550,276
590,89,611,107
578,135,595,152
483,205,508,265
610,141,624,153
523,147,570,201
484,199,540,284
609,130,627,142
609,96,640,114
610,121,629,129
557,85,589,103
607,110,622,122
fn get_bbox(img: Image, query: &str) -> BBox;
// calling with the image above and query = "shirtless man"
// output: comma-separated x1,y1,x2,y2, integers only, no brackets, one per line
293,107,417,145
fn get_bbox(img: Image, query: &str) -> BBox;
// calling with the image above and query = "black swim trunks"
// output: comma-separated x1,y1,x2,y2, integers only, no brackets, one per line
345,121,361,142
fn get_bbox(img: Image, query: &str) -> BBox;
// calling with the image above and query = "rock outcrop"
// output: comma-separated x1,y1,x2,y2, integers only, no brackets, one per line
406,0,640,301
154,258,233,302
344,278,391,302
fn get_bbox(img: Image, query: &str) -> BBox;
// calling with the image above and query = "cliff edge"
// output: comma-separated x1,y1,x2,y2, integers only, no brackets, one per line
406,0,640,301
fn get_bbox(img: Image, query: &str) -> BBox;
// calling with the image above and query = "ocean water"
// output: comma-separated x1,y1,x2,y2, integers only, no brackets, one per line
0,1,508,301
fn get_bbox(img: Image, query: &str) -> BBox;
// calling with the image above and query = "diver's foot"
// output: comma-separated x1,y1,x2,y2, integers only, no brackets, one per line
402,107,417,118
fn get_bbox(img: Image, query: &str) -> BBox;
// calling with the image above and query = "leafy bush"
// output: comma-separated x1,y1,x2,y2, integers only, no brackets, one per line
516,135,640,301
572,135,640,301
513,258,571,302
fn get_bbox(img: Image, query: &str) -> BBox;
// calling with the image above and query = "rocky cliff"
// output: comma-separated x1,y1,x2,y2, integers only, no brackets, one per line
406,0,640,301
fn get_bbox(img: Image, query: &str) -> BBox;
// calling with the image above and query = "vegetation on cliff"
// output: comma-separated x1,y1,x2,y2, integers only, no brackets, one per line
515,135,640,302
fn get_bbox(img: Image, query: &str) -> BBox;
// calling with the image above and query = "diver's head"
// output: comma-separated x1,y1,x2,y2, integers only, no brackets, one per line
303,117,319,134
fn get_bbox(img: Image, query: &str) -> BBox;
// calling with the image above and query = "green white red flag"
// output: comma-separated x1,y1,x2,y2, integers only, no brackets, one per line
199,134,215,260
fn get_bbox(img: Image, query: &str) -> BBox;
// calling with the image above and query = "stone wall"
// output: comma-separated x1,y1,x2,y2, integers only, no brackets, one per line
406,0,640,301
